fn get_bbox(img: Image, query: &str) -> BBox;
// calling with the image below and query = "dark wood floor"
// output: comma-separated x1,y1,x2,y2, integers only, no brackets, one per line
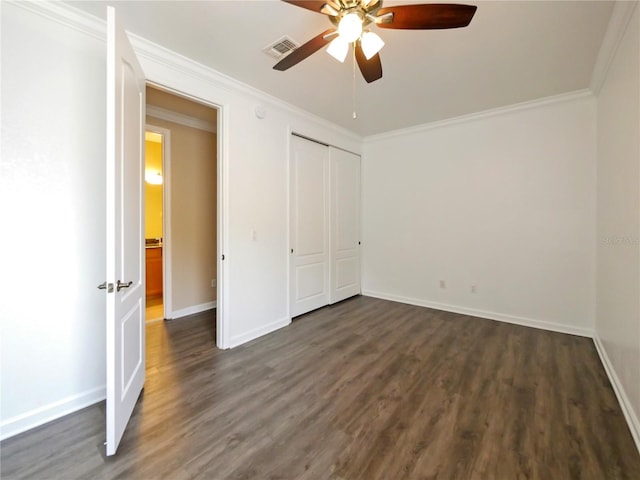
2,296,639,479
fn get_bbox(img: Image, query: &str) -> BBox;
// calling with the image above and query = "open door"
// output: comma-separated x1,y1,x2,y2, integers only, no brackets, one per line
105,6,146,456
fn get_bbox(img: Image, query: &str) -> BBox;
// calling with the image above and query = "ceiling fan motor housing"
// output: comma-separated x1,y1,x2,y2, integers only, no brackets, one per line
329,0,382,29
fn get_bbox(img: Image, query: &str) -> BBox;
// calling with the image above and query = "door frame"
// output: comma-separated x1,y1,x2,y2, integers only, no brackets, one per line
145,81,229,348
145,123,172,319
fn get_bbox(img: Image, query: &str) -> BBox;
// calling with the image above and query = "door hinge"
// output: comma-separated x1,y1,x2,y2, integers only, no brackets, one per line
221,254,225,261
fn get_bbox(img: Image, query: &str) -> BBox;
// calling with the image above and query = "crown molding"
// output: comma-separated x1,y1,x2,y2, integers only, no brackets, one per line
590,1,638,95
12,0,605,146
146,105,216,133
10,0,362,144
7,0,105,41
126,32,362,143
364,89,594,144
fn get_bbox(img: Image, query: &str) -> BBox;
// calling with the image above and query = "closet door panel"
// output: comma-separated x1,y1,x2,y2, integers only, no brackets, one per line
290,136,330,317
331,148,361,303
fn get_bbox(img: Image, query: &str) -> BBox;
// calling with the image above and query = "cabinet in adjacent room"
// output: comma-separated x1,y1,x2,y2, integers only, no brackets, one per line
145,246,163,297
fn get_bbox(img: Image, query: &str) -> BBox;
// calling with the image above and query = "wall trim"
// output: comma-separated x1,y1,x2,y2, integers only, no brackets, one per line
362,290,593,338
590,1,638,95
593,335,640,454
170,301,216,320
10,0,362,148
7,0,105,41
128,34,362,148
229,317,291,349
147,105,216,133
0,386,106,441
363,89,594,144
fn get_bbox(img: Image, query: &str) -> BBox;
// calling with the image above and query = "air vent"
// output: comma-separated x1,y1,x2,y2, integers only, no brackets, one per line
263,36,300,59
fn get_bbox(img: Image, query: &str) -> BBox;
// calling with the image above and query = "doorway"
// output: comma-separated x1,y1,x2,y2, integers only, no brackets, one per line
144,129,166,323
144,85,219,328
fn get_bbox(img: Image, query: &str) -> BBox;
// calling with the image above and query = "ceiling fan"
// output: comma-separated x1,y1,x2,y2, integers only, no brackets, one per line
274,0,477,83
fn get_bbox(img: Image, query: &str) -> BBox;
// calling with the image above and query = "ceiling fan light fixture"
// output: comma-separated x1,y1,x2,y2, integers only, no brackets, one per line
338,12,363,43
277,1,478,85
360,31,384,59
320,3,339,16
327,36,349,62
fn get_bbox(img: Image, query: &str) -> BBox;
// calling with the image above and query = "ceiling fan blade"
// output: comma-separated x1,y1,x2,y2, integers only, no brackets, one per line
355,42,383,83
273,29,337,71
376,4,477,30
281,1,334,15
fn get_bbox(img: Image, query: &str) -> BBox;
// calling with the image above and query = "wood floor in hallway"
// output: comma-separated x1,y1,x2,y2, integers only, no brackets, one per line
145,294,164,323
2,296,639,479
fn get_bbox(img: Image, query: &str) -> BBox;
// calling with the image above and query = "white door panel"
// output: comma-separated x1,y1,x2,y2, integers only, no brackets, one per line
296,263,327,300
106,6,146,456
290,136,330,317
295,156,326,256
335,257,358,290
330,148,361,304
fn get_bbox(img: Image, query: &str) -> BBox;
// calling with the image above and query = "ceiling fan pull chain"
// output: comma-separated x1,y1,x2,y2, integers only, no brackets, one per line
352,44,357,119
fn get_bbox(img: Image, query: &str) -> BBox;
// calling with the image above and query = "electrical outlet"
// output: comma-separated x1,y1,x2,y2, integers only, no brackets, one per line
211,279,217,288
439,280,446,289
471,285,477,293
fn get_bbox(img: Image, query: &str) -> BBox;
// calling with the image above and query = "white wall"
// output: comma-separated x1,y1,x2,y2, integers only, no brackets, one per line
362,93,597,335
7,0,633,447
595,4,640,450
0,1,361,439
0,3,107,439
133,40,361,349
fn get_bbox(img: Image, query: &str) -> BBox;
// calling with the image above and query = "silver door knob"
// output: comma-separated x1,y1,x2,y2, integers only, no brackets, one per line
117,280,133,292
98,282,114,293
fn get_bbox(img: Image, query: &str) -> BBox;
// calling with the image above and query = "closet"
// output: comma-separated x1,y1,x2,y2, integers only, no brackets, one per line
290,134,361,317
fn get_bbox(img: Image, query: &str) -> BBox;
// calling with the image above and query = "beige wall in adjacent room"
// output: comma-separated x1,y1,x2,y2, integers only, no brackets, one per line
146,113,217,313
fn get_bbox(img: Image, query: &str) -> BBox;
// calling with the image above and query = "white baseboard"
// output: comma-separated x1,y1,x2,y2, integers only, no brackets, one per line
593,335,640,454
361,290,593,337
169,301,216,320
228,317,291,349
0,386,105,441
0,301,217,442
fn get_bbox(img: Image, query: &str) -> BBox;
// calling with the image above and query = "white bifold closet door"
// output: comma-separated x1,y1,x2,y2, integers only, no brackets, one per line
330,147,361,304
290,135,330,317
290,135,360,318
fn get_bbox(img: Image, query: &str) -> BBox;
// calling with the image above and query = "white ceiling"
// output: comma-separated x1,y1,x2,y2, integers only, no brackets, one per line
69,0,614,136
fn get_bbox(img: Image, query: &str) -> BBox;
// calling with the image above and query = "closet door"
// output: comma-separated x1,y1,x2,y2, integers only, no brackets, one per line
290,135,330,317
330,148,361,303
